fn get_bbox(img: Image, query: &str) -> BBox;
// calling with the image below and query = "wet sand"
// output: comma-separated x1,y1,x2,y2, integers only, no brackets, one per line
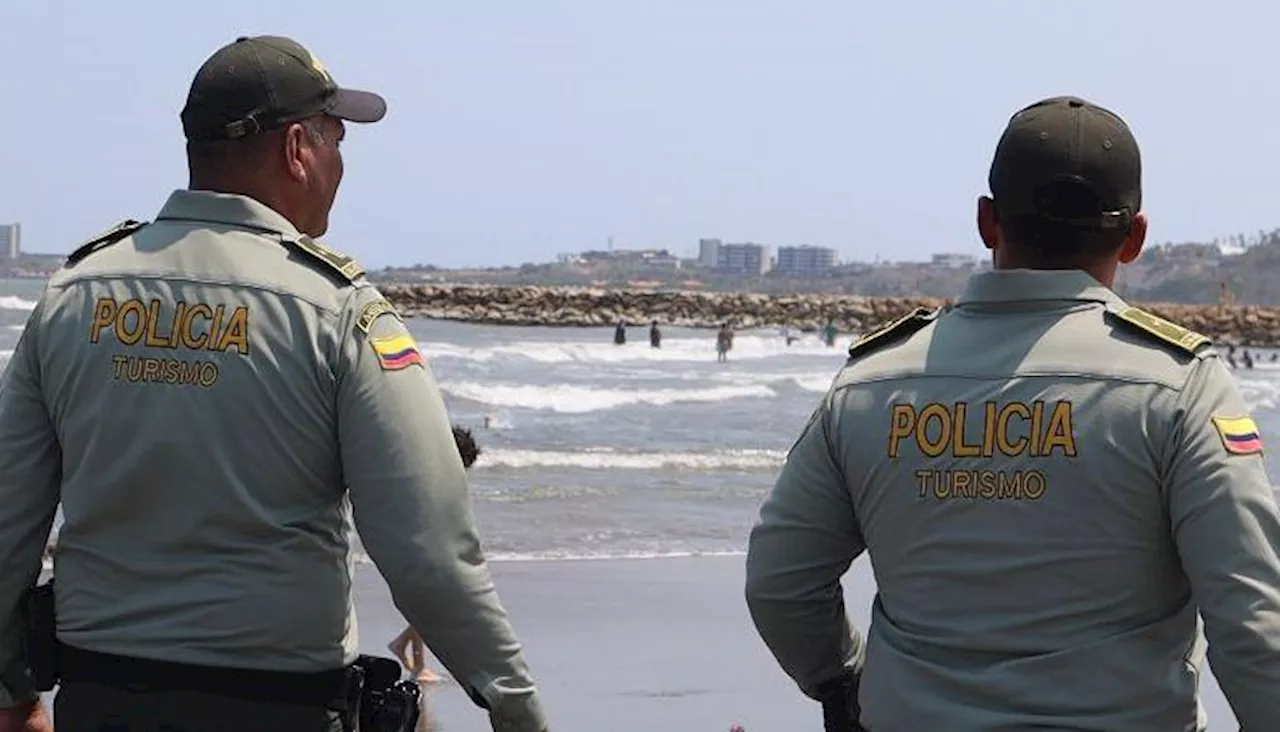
354,555,1240,731
355,555,815,731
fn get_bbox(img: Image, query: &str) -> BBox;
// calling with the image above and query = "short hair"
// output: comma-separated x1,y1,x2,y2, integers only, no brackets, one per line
452,425,481,469
996,181,1130,260
186,133,275,176
185,118,324,179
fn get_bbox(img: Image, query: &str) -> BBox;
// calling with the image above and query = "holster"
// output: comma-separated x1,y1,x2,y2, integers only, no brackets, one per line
341,655,421,732
817,673,865,732
20,580,59,692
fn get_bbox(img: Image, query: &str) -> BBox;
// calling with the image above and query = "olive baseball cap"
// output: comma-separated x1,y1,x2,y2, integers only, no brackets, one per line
988,96,1141,229
181,35,387,142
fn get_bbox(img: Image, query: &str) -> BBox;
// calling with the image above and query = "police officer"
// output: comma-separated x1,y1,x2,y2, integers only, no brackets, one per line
745,96,1280,731
0,36,548,732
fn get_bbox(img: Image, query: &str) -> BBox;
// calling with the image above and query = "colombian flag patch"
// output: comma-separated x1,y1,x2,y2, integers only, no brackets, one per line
369,334,424,371
1212,416,1264,455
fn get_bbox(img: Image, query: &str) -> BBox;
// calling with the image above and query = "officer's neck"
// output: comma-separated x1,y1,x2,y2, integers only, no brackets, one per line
993,251,1119,288
187,177,309,235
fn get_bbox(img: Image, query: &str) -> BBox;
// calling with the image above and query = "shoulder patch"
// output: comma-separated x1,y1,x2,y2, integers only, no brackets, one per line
65,219,148,266
283,235,366,283
848,307,941,360
369,333,425,371
356,298,401,334
1108,307,1211,355
1212,415,1264,455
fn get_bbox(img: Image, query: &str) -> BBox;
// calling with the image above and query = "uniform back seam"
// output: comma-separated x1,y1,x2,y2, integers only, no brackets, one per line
49,273,346,319
832,370,1186,394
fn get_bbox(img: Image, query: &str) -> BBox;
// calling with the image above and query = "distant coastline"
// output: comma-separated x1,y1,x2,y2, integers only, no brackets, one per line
366,229,1280,308
380,282,1280,347
4,275,1279,346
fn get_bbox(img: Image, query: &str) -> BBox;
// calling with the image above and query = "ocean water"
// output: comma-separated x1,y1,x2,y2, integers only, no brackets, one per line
4,277,1277,728
5,277,1280,559
0,278,844,562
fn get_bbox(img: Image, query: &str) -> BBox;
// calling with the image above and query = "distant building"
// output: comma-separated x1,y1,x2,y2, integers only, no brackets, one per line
716,242,771,275
931,253,977,268
775,245,837,275
698,238,722,268
576,247,682,269
0,223,19,260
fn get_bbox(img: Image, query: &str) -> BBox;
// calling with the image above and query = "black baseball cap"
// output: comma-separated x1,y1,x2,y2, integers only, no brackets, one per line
181,35,386,142
988,96,1141,229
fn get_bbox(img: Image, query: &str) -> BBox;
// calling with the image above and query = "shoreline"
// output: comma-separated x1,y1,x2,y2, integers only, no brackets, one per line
381,282,1280,347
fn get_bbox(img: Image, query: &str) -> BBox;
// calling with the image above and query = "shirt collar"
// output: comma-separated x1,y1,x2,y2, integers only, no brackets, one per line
154,190,303,239
955,269,1127,308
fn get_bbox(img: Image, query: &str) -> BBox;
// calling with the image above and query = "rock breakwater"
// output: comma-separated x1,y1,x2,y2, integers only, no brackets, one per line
378,283,1280,347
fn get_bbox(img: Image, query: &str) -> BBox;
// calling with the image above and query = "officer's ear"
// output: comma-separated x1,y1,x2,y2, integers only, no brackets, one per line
1116,211,1148,264
283,123,312,184
977,196,1001,252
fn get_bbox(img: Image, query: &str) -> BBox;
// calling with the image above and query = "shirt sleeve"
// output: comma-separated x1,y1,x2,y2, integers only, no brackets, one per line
0,299,61,707
334,287,546,732
1163,355,1280,731
745,396,867,700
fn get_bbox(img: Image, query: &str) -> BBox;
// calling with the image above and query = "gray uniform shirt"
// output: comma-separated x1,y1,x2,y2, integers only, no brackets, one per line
746,269,1280,732
0,191,545,731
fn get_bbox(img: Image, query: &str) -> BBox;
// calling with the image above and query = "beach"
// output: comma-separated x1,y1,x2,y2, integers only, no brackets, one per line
357,555,1239,731
356,556,819,731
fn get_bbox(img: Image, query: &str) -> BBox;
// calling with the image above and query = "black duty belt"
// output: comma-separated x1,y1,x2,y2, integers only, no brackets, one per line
58,643,354,709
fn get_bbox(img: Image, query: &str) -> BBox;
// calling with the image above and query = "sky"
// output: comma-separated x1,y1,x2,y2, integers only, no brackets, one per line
2,1,1278,269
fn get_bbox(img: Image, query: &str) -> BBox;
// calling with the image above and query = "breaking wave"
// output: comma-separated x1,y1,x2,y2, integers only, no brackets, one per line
441,381,776,413
0,296,36,312
477,447,786,471
420,334,846,365
350,548,745,565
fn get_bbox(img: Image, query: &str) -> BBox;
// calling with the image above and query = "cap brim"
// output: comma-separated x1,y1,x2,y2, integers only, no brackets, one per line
325,88,387,124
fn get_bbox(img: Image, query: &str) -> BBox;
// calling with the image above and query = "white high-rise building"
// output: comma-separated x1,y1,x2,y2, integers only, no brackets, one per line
775,245,837,275
716,242,771,275
698,238,721,268
0,223,19,260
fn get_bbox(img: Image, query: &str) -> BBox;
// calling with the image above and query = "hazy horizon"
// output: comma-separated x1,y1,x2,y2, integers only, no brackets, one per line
4,2,1279,269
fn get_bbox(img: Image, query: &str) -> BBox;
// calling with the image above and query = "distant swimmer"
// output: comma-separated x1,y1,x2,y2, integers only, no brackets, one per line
822,318,838,347
0,36,547,732
1243,349,1256,369
650,320,662,348
747,95,1280,731
716,322,734,362
614,320,627,345
782,324,798,346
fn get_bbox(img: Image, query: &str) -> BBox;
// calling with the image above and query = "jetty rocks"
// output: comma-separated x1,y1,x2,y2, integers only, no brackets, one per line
378,283,1280,347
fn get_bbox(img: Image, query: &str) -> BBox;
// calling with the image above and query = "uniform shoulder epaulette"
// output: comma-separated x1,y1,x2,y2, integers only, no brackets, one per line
1106,306,1212,356
848,307,942,359
282,235,366,284
355,297,402,334
65,219,148,266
